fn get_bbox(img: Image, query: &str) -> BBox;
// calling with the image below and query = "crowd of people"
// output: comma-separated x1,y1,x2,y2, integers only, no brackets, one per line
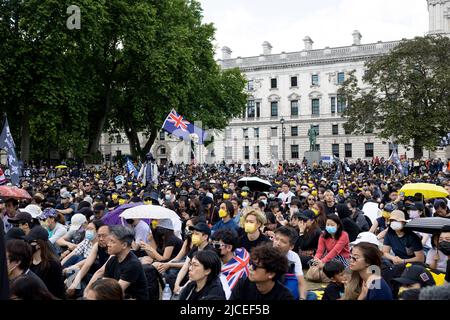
1,154,450,300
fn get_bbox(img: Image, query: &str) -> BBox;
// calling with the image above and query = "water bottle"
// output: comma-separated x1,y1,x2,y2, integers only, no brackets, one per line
162,284,172,300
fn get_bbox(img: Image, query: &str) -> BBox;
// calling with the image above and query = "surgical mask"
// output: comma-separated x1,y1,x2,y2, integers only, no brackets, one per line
191,234,202,246
382,211,391,219
118,199,126,205
438,241,450,255
219,209,228,218
151,220,159,229
144,200,152,205
223,194,230,200
175,181,181,187
85,230,96,241
244,223,257,234
390,221,403,231
408,210,420,219
269,194,275,199
165,194,171,201
242,201,248,208
223,183,228,189
241,191,248,197
326,226,337,234
261,199,267,206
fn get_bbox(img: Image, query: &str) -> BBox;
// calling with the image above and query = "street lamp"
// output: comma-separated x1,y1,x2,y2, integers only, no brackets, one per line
280,118,286,161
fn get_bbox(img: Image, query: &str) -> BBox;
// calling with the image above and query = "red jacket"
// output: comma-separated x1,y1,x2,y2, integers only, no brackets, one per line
314,231,350,263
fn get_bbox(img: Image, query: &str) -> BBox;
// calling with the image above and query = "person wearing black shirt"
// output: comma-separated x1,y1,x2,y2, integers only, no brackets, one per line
336,204,361,242
322,260,346,300
294,210,321,267
437,226,450,282
230,243,294,300
238,208,271,253
323,190,336,216
179,250,225,300
85,225,148,300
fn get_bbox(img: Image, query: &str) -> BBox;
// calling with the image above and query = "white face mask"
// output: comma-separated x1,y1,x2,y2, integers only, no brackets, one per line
242,201,248,208
390,221,403,231
408,210,420,219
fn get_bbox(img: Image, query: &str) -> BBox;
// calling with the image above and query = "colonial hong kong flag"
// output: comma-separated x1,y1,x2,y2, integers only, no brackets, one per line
221,247,250,289
162,109,207,144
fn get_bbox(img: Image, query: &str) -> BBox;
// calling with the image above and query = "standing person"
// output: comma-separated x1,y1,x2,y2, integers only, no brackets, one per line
85,225,149,300
312,215,350,268
179,250,225,300
25,226,66,299
273,226,307,300
343,242,393,300
137,152,159,189
230,244,294,300
238,208,270,253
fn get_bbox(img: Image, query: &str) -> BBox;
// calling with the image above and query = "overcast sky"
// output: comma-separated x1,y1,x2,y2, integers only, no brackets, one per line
198,0,429,58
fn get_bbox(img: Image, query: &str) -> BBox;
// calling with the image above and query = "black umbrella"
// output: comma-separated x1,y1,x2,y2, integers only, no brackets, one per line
0,219,10,299
237,177,272,191
404,217,450,234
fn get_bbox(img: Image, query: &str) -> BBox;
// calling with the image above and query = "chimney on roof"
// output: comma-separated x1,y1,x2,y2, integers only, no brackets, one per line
221,46,232,60
262,41,273,55
303,36,313,50
352,30,362,45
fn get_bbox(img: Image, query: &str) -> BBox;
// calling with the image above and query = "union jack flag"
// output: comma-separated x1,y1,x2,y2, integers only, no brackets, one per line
162,109,208,144
221,248,250,289
166,110,190,131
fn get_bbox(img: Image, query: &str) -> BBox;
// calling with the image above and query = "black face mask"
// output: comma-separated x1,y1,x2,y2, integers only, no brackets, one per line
126,219,134,225
438,241,450,255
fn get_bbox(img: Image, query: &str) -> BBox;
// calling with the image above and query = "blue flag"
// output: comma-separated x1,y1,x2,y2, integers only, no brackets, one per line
126,158,138,178
388,149,403,174
162,109,207,144
0,117,21,185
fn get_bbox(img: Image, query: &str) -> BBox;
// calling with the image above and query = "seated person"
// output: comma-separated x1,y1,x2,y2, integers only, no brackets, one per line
230,243,294,300
322,260,346,300
237,207,271,253
393,264,436,300
294,210,321,267
56,213,87,252
370,203,396,240
211,201,239,235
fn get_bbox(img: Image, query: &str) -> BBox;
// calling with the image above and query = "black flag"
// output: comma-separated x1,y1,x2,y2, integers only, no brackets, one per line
0,117,21,185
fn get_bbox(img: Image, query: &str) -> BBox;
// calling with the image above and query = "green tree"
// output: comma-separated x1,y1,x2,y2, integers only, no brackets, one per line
338,36,450,159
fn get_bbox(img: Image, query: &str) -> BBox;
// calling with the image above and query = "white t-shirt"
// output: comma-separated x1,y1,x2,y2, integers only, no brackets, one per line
425,249,448,273
286,250,304,276
134,220,151,243
278,191,295,205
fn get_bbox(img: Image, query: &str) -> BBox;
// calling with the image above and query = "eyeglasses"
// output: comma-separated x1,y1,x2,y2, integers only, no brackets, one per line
249,261,264,270
211,242,226,250
308,198,315,201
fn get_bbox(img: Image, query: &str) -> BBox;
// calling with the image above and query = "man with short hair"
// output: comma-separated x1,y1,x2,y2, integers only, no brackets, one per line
85,225,148,300
3,199,19,233
277,182,295,209
273,226,307,300
56,191,77,223
437,225,450,283
323,190,336,216
7,212,34,235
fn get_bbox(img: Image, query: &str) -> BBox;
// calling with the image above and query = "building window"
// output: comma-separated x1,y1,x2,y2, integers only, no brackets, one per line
243,128,249,139
247,80,254,91
345,143,352,158
291,76,298,87
256,102,261,118
244,146,250,160
291,126,298,137
337,95,346,113
312,125,319,135
291,100,299,116
271,78,277,89
337,72,345,84
332,144,339,157
254,127,259,138
271,101,278,117
332,124,339,135
331,97,336,114
160,147,166,155
312,99,320,115
271,145,278,159
365,143,374,158
271,127,278,137
311,74,319,86
344,125,351,135
291,145,299,159
225,147,233,160
116,135,122,144
225,128,232,140
159,131,165,140
247,100,255,118
254,146,260,160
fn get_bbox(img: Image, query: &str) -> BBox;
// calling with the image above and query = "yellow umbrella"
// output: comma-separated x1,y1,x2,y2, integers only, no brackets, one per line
399,183,449,199
55,165,68,169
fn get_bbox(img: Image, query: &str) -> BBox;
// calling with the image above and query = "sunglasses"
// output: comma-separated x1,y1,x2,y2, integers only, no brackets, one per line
249,261,264,270
211,242,226,250
308,198,315,201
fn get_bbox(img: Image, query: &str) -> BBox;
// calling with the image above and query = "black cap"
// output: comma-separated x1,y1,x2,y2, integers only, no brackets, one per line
201,196,213,206
23,226,49,242
93,203,105,212
441,225,450,232
297,209,316,221
8,212,33,225
5,227,26,241
189,222,211,236
393,265,435,287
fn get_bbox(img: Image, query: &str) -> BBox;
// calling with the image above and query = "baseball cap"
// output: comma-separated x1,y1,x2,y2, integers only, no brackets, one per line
158,219,174,231
23,226,49,242
8,212,33,225
393,265,435,287
93,203,105,212
39,208,58,220
383,203,397,212
297,209,316,221
201,196,214,206
20,204,42,219
189,222,211,236
350,232,380,247
69,213,87,232
61,191,71,199
5,227,26,241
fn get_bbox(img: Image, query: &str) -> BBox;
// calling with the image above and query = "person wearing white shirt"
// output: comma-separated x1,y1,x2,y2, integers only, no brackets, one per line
277,182,295,208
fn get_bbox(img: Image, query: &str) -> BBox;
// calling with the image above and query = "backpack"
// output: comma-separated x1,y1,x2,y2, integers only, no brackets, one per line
282,262,299,299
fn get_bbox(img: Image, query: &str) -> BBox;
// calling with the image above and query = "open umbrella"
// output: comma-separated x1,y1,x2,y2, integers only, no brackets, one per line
404,217,450,234
399,183,449,199
55,165,68,169
0,186,32,200
101,202,144,226
120,205,180,221
237,177,272,191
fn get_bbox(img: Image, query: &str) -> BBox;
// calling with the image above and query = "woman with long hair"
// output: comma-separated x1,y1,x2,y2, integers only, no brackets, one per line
312,201,328,230
25,226,66,299
343,242,393,300
141,219,183,263
295,210,322,268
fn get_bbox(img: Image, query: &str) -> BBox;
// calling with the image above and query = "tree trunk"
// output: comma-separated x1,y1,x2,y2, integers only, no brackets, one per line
20,105,30,162
124,127,142,160
140,126,158,161
87,87,112,159
413,140,424,160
